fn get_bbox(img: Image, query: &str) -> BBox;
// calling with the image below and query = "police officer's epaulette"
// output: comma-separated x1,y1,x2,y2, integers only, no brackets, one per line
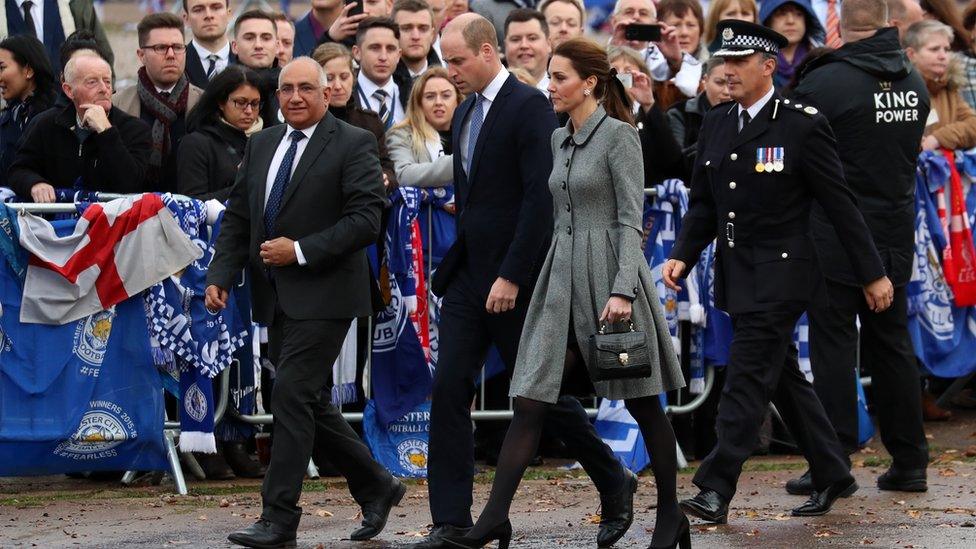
778,98,818,116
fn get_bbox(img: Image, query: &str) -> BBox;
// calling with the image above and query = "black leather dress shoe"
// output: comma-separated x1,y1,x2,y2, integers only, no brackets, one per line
227,519,296,548
877,467,928,492
791,476,858,516
409,524,472,548
598,470,638,547
349,477,407,540
785,469,813,496
679,490,729,524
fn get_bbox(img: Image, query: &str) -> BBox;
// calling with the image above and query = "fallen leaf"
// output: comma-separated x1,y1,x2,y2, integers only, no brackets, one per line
746,529,760,537
219,499,229,508
940,468,957,478
814,529,841,537
314,509,333,518
907,510,921,519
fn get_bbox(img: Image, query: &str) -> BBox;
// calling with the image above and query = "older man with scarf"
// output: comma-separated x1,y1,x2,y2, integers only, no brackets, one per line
115,12,203,193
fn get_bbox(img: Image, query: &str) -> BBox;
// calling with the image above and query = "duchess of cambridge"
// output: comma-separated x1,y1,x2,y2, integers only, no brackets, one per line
444,38,689,549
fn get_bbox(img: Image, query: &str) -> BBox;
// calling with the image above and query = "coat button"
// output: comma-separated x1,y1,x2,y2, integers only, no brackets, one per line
728,181,737,189
781,252,789,259
567,227,572,235
730,153,738,161
728,211,735,219
728,241,735,248
566,204,571,212
565,159,570,167
561,182,567,190
705,160,711,166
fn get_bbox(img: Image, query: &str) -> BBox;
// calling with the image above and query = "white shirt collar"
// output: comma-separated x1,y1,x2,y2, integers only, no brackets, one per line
191,39,230,61
408,59,429,78
156,85,176,94
738,85,775,122
357,71,396,99
479,67,509,102
284,121,318,141
15,0,38,9
535,74,550,94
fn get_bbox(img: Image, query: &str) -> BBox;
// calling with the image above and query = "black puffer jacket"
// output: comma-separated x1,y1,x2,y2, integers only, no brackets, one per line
177,121,249,202
793,27,930,287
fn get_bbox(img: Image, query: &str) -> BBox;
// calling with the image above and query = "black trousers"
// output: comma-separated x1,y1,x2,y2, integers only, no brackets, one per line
263,307,391,531
807,281,928,468
428,269,625,527
693,308,850,500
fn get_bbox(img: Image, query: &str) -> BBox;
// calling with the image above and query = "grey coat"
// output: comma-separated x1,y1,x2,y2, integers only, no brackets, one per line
510,106,685,403
385,125,453,187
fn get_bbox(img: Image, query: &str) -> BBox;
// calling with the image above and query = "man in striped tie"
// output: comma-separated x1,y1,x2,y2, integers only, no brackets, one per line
352,17,411,129
182,0,235,89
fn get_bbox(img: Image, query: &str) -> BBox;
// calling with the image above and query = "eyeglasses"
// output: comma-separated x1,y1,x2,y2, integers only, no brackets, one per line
278,84,320,97
141,43,187,55
231,98,262,111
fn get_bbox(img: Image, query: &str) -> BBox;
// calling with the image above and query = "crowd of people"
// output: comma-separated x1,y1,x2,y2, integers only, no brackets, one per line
2,0,976,548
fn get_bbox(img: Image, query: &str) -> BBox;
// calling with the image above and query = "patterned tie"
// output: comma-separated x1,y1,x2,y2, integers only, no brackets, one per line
373,89,392,129
826,0,842,48
21,1,37,38
739,110,751,133
466,94,484,174
206,54,219,80
264,130,306,238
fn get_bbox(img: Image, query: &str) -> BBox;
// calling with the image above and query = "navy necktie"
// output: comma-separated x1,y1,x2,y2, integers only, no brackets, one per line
264,130,306,238
206,54,219,79
22,1,37,38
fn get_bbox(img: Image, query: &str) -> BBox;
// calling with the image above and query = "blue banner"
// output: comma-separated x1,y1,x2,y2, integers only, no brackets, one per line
363,399,430,478
0,224,167,474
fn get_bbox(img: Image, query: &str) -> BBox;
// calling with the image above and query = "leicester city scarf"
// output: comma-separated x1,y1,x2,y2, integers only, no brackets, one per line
145,198,248,452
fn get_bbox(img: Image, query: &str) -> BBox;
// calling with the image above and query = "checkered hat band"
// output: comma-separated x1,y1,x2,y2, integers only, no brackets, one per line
724,34,776,52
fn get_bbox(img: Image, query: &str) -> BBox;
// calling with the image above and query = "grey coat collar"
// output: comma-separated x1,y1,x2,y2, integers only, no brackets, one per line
560,105,610,148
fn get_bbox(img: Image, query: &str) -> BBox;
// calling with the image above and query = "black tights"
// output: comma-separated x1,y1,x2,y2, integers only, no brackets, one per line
468,350,684,546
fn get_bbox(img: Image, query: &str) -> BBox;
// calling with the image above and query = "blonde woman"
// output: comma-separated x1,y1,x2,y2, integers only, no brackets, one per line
703,0,758,50
385,67,464,188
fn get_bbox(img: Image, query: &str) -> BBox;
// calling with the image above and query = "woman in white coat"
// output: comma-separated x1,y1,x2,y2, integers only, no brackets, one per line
386,67,464,189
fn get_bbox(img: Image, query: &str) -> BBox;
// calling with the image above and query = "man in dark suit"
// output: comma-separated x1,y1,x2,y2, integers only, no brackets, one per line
206,57,405,549
352,17,412,130
415,13,637,549
182,0,237,88
663,20,894,523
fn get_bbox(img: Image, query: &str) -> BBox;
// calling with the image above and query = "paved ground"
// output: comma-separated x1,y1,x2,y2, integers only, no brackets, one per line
2,409,975,548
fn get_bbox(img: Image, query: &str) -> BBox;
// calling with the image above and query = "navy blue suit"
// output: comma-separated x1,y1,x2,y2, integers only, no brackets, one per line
426,73,625,527
293,12,318,59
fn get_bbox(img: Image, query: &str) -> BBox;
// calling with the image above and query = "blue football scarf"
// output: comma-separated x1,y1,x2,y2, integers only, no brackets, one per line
145,200,248,452
0,206,26,284
371,188,432,425
0,220,166,474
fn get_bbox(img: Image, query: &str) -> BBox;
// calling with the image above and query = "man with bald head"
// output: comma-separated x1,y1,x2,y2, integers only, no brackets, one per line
887,0,924,39
8,53,151,201
789,0,930,497
206,57,404,548
416,12,638,549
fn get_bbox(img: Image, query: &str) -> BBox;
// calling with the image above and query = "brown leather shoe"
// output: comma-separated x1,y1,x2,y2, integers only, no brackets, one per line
922,390,952,421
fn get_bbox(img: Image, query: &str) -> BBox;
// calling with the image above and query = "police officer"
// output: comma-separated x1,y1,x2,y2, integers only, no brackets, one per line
786,0,930,496
662,20,895,523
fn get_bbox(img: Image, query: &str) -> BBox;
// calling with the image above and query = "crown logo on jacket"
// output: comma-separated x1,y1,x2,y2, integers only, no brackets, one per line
879,81,893,92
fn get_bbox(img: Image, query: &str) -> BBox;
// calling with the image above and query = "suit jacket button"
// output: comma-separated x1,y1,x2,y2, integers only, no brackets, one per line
728,241,735,248
728,211,736,219
561,182,567,190
730,153,738,161
705,160,711,166
781,252,789,259
728,181,737,189
567,227,573,235
566,204,571,212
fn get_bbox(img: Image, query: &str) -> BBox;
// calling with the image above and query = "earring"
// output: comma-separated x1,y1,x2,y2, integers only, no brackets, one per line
583,88,591,96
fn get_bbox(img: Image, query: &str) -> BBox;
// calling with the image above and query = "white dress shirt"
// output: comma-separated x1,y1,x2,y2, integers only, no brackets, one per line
190,39,231,76
535,74,550,95
356,72,405,125
459,68,510,174
265,122,319,266
408,59,429,79
738,85,776,130
16,0,44,41
432,36,443,63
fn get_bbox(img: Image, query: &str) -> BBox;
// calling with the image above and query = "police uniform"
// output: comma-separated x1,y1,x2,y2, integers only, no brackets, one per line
669,21,886,510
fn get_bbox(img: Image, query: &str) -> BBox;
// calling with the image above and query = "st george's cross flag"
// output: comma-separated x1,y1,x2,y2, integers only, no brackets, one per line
16,194,202,325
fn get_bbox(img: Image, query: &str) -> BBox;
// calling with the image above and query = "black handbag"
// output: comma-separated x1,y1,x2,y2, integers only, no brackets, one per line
589,321,653,381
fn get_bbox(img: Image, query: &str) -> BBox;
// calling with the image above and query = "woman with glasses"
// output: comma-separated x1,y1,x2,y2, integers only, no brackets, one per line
178,66,265,203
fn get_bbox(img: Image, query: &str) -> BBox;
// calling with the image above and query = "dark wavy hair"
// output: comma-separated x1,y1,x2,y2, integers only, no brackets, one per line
553,38,635,126
0,34,57,110
186,65,265,132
